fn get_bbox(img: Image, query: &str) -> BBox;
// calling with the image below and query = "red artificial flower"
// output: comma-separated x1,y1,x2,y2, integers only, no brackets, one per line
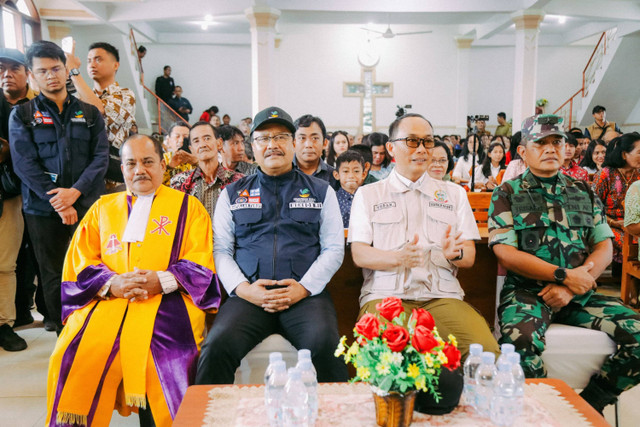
382,324,410,352
376,297,405,322
411,308,435,331
411,325,439,354
355,313,381,340
443,342,461,370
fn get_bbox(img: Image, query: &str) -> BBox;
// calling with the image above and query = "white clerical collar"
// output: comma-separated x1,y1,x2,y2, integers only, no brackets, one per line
122,193,155,243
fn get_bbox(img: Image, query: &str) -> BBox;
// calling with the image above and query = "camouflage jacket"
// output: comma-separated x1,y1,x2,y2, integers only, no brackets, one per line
488,169,613,304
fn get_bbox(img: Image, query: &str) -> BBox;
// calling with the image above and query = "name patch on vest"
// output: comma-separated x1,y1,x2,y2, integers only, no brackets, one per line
373,202,396,212
289,202,322,209
70,117,86,123
428,201,454,211
231,203,263,210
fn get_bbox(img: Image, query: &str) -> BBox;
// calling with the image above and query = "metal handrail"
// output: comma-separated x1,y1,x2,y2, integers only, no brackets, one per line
128,28,189,133
553,28,617,129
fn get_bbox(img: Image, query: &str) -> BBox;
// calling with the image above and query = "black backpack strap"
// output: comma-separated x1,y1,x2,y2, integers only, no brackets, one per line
16,101,36,128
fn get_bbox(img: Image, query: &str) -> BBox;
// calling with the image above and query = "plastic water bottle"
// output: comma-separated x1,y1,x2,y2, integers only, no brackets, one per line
507,352,525,402
462,343,483,408
496,343,515,366
265,360,287,427
490,360,519,426
296,349,317,377
474,352,497,418
265,352,284,385
282,368,309,427
298,359,318,425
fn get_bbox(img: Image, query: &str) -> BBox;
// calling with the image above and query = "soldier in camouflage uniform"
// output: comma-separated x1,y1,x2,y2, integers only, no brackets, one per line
488,114,640,413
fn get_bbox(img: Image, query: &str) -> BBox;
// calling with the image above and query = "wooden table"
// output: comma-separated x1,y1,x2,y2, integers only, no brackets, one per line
173,378,608,426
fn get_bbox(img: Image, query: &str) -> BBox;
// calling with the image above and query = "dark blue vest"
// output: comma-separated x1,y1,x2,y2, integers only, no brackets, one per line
226,167,329,283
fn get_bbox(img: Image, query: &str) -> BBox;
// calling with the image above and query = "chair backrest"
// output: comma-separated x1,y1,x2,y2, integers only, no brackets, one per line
467,192,493,228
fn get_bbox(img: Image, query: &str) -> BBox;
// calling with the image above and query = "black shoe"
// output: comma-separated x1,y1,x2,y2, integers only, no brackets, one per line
0,324,28,351
43,318,57,332
13,312,34,328
579,375,618,414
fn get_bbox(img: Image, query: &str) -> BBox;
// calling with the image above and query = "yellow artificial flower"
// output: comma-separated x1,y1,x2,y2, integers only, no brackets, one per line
447,334,458,348
426,368,435,375
376,363,391,376
437,351,448,365
391,352,404,366
357,366,371,380
334,336,347,357
344,342,359,363
415,376,427,391
407,363,420,379
381,352,393,365
424,354,434,367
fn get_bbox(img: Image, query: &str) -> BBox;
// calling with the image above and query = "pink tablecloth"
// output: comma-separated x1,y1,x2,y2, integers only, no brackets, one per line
203,382,594,426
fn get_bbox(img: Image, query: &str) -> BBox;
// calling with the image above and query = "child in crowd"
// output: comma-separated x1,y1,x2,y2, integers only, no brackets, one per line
333,150,367,228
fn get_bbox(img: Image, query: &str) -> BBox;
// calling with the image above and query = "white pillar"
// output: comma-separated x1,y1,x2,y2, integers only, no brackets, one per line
511,10,545,131
454,36,473,136
245,6,280,116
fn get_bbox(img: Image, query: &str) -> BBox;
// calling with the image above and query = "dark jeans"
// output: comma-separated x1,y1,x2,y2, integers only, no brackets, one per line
24,214,77,332
196,290,348,384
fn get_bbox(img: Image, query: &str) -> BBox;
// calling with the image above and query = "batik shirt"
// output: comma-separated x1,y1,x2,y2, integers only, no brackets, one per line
170,165,244,219
96,82,136,149
336,187,354,228
488,169,613,305
560,160,588,182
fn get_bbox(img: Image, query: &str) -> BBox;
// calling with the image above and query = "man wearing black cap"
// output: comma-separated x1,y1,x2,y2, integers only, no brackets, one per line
585,105,621,140
196,106,348,384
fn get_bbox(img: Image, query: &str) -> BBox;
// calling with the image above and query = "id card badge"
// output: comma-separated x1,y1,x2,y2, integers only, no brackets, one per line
45,172,58,183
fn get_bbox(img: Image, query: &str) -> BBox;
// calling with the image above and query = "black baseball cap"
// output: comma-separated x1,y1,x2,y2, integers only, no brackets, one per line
0,48,26,66
250,106,296,136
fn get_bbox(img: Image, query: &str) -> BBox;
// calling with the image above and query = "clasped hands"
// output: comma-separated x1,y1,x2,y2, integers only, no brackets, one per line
538,262,596,309
396,226,464,269
236,279,310,313
168,150,198,168
47,187,81,225
109,267,163,302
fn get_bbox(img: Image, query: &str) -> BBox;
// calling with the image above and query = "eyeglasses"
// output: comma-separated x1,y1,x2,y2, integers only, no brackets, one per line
253,133,293,146
296,135,323,143
33,66,65,77
428,159,448,165
390,137,435,149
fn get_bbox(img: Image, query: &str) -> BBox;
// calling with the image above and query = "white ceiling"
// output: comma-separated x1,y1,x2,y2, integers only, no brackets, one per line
33,0,640,46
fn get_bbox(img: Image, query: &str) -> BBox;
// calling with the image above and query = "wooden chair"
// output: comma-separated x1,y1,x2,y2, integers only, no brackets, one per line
467,192,493,231
621,230,640,306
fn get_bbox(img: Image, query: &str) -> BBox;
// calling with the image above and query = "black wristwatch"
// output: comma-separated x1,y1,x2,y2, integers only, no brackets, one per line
452,249,464,262
69,68,80,77
553,267,567,284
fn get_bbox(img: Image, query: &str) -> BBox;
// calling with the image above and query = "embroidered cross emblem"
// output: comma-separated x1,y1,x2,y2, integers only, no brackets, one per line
105,233,123,255
151,216,172,236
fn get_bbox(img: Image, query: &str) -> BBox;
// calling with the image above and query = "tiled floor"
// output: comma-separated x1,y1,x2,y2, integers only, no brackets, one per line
2,307,639,426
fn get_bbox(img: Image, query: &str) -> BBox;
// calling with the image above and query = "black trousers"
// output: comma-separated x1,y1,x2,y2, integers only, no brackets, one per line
196,290,348,384
24,214,76,332
15,220,48,319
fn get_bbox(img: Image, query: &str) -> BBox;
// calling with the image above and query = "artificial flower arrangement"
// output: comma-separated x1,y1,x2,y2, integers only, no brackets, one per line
536,98,549,107
335,297,461,401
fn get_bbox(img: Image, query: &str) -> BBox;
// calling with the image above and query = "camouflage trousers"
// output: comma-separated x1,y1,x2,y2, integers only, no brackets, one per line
498,284,640,395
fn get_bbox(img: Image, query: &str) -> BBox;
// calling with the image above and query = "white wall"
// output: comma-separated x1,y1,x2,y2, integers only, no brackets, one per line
68,22,603,136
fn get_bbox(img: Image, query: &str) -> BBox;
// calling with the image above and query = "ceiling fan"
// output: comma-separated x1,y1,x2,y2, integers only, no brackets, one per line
360,23,432,39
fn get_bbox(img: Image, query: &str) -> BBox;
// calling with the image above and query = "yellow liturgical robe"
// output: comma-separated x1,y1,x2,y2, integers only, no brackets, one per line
46,185,219,427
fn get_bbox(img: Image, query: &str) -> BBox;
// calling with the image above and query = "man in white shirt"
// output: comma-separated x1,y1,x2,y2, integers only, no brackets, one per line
349,113,499,360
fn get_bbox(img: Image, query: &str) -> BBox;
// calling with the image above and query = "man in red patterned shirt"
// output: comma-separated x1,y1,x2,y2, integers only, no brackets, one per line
560,134,588,182
170,121,244,219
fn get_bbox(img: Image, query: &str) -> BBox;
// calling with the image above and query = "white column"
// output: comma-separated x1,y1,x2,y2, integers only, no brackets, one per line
454,36,473,136
245,6,280,116
511,10,545,130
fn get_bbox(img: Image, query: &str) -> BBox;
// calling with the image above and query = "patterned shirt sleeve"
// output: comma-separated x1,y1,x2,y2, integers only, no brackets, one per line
625,181,640,227
588,185,615,246
101,87,136,149
487,184,518,248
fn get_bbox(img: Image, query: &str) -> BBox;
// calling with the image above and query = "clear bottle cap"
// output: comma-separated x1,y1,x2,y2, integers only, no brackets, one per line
469,343,483,356
298,349,311,360
497,360,511,372
500,343,515,354
507,352,521,365
481,352,496,364
269,352,283,363
273,360,286,372
299,359,313,371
